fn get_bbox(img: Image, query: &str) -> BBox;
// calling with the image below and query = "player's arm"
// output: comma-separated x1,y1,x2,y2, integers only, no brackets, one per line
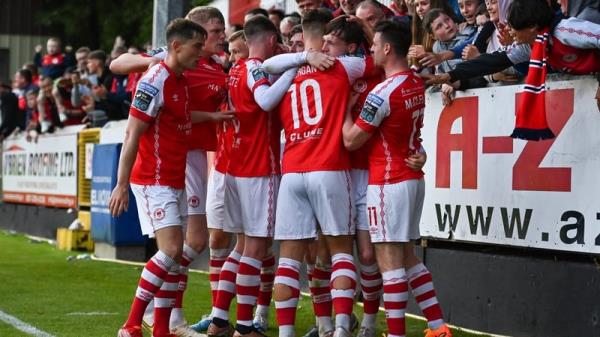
248,61,297,111
262,51,335,74
339,56,380,84
110,46,167,75
109,116,148,217
191,110,236,123
343,91,389,151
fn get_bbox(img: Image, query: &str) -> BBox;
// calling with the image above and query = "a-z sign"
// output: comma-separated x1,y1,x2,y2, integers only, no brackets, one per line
2,126,84,208
420,76,600,254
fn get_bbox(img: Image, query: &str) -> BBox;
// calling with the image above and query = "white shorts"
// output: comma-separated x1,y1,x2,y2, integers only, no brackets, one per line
366,179,425,243
185,149,208,216
275,171,354,240
223,174,280,237
206,169,226,230
350,169,369,232
131,184,187,238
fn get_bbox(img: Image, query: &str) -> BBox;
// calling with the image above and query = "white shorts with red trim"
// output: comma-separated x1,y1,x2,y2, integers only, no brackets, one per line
366,179,424,243
275,170,354,240
206,169,226,230
223,174,279,237
185,149,208,216
350,169,369,232
131,184,187,238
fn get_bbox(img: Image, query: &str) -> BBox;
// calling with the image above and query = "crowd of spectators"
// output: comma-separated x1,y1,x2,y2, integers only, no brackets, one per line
1,0,599,143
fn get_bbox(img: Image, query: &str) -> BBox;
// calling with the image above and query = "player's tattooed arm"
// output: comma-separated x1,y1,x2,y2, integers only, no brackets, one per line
262,51,335,74
110,53,160,74
109,116,149,217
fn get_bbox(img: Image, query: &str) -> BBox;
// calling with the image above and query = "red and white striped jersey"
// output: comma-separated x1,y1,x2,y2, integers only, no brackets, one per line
279,56,374,173
227,58,281,177
129,61,191,189
356,71,425,185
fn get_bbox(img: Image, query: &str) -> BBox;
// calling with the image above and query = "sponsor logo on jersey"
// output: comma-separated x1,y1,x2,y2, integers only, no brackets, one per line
133,82,159,111
360,93,384,123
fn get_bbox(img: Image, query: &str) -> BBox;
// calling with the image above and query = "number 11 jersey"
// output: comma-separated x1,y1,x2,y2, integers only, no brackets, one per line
279,56,374,173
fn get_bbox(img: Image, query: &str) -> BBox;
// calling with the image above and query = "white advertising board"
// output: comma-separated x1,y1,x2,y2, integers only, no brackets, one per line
2,126,84,208
420,76,600,254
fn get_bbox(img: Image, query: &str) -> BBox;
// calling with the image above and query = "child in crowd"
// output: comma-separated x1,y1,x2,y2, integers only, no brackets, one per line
34,37,75,80
24,89,40,142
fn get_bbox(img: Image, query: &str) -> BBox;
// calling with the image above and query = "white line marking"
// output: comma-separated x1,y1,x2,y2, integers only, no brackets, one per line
0,309,56,337
65,311,118,316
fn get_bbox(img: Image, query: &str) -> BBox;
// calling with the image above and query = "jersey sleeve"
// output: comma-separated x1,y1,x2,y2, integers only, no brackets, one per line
129,75,164,123
355,91,390,133
245,60,271,93
554,17,600,50
338,56,367,84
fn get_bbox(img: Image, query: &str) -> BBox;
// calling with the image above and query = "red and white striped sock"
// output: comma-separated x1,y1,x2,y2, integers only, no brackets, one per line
124,251,176,328
274,258,301,337
154,266,180,336
360,263,382,328
256,253,275,317
235,256,262,330
331,253,357,330
382,268,408,337
170,244,199,328
407,263,444,329
209,248,229,308
212,250,241,323
310,263,333,331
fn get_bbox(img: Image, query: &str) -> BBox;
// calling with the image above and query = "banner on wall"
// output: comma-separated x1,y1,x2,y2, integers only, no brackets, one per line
2,126,85,208
420,76,600,254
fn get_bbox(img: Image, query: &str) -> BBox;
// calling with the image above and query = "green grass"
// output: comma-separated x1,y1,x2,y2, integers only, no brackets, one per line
0,232,488,337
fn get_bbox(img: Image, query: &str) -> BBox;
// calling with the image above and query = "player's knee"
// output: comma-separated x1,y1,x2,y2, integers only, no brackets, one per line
209,230,231,249
359,248,376,266
161,244,183,262
186,237,207,253
331,275,353,290
273,284,293,302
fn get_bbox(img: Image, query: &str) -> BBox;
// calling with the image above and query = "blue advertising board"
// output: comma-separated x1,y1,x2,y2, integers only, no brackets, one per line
90,143,145,245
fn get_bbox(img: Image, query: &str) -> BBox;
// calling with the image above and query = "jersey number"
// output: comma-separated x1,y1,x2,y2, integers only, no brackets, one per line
289,79,323,129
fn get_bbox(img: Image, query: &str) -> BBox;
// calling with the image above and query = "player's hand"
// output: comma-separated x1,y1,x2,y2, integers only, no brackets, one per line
441,83,454,106
425,73,451,85
109,183,129,217
348,90,361,109
497,22,513,46
307,51,335,71
419,52,443,67
405,152,427,171
491,72,519,82
211,110,236,122
34,44,43,53
595,86,600,112
461,45,480,61
408,45,426,59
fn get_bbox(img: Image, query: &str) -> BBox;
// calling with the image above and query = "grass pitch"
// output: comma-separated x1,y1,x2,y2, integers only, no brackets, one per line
0,231,489,337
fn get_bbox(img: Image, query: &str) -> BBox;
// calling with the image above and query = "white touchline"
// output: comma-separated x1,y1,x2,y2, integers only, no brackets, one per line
0,309,56,337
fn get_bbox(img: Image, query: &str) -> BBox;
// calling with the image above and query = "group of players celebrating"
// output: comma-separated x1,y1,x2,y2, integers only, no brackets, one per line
108,4,450,337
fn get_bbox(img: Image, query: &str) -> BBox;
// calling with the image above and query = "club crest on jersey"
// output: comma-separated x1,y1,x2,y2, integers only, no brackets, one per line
188,196,200,208
251,68,268,82
353,79,368,93
360,93,384,123
153,208,165,220
133,82,159,111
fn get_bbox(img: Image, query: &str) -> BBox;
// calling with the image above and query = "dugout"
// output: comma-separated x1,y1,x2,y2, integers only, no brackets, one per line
1,75,598,337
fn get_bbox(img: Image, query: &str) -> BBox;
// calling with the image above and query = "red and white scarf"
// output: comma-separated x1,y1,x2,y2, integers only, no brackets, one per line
510,28,555,141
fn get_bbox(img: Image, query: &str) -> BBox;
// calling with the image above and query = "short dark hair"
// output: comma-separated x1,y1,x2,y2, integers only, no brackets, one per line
325,15,367,48
17,69,33,84
26,88,39,97
422,8,448,34
246,7,269,18
88,50,107,63
290,24,303,37
243,15,278,42
186,6,225,25
302,9,334,37
268,8,285,20
374,20,412,57
166,18,207,46
507,0,554,30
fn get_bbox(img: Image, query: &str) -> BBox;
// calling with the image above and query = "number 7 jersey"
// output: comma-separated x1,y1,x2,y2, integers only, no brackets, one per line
279,56,374,173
